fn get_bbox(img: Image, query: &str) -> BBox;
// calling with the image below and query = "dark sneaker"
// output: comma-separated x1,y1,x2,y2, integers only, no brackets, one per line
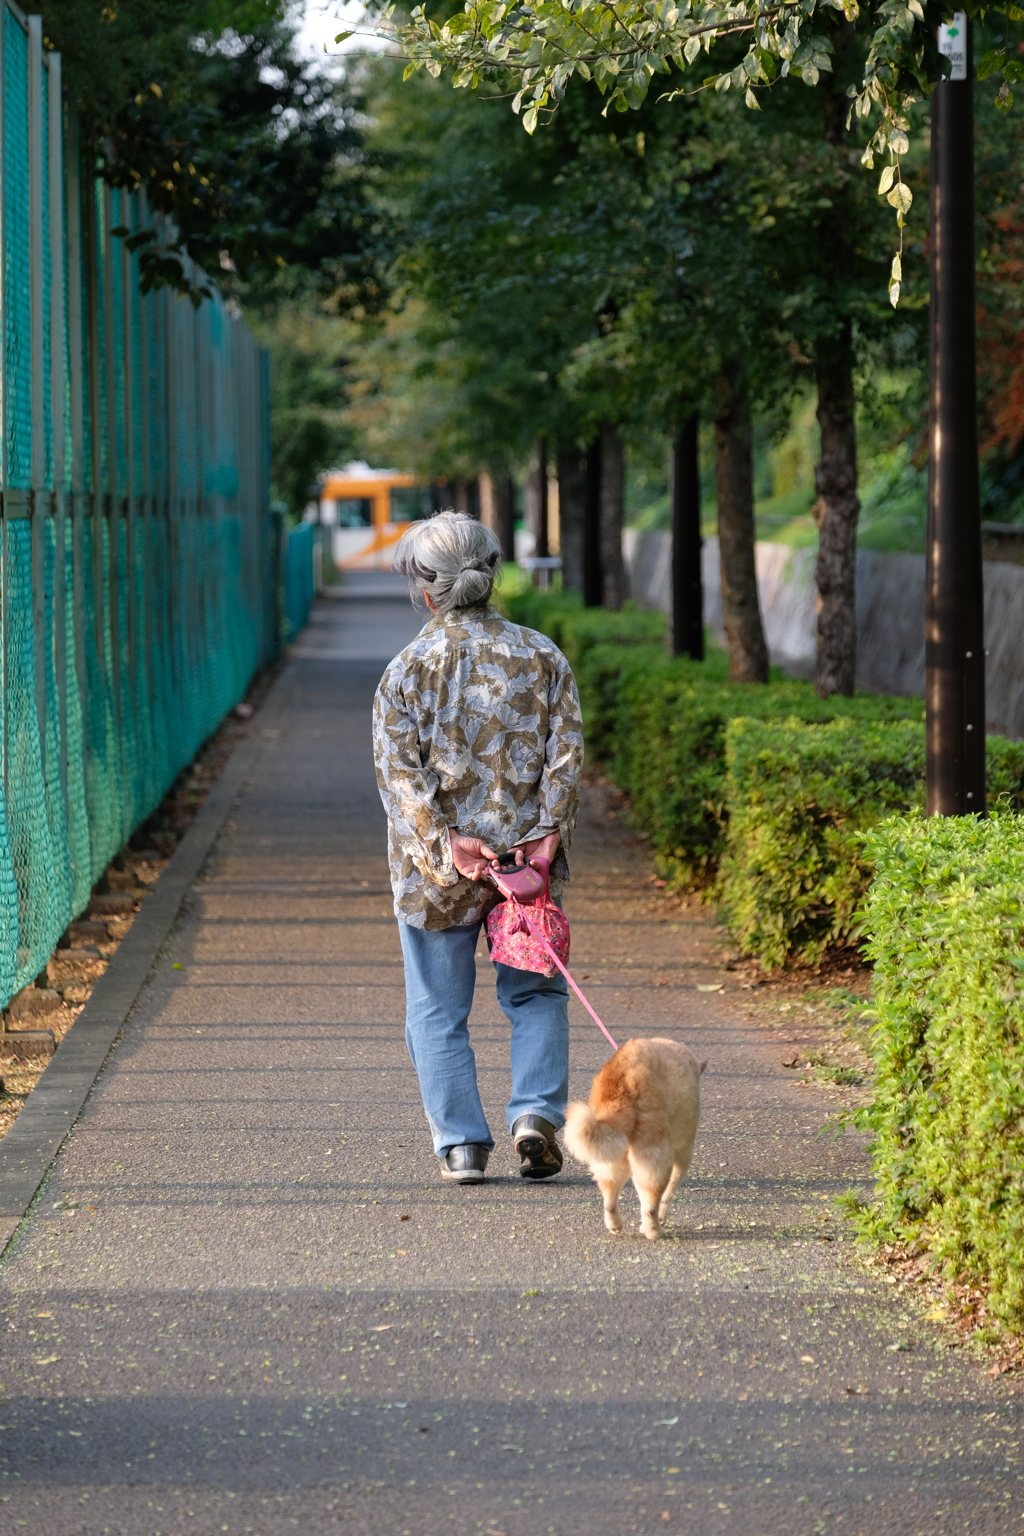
441,1144,489,1184
512,1115,563,1180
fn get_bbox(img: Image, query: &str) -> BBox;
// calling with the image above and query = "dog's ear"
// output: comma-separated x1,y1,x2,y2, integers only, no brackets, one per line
699,1060,708,1076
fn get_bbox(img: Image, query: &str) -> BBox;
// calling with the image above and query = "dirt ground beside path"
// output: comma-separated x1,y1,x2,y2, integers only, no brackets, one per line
0,602,1021,1536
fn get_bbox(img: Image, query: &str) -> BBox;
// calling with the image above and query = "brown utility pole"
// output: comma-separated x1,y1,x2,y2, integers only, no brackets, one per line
583,438,602,606
670,413,704,659
926,12,986,815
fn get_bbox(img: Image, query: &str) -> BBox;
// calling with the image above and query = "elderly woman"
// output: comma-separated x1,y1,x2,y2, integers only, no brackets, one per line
373,511,584,1185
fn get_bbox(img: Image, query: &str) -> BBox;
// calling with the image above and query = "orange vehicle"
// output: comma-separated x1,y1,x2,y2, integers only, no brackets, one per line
318,463,435,570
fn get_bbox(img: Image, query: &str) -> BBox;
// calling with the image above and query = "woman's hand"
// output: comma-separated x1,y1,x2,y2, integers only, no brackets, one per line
510,831,561,866
449,832,500,881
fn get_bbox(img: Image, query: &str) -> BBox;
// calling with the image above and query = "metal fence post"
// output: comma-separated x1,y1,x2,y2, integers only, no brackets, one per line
27,15,46,777
65,104,88,794
47,48,68,810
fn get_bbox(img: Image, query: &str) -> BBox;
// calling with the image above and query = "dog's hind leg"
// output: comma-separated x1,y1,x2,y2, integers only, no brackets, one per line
657,1163,686,1226
629,1146,673,1241
658,1141,697,1226
659,1115,700,1227
594,1161,630,1234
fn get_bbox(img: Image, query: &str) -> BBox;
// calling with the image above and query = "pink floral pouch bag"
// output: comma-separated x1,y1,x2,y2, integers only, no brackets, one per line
485,856,570,978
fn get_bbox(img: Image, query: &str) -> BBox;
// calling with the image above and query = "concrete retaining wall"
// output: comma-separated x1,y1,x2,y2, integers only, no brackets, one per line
622,528,1024,739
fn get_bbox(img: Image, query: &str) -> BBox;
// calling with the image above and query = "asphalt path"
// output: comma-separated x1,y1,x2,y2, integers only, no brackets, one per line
1,573,1021,1535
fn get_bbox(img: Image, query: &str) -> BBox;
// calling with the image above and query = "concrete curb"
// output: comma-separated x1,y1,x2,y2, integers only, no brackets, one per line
0,665,294,1260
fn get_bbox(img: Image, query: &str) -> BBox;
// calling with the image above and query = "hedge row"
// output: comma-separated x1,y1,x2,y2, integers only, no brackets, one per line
508,605,1024,1321
506,591,1024,968
859,814,1024,1328
504,588,908,881
721,718,1024,968
506,592,923,887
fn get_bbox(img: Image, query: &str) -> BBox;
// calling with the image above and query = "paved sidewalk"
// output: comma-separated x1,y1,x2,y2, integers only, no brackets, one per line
1,578,1021,1535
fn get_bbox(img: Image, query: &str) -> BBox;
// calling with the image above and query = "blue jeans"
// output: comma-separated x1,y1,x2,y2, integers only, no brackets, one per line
398,919,570,1157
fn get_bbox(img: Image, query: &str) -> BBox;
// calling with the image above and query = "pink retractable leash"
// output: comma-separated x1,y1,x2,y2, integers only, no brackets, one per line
485,854,619,1053
512,897,620,1053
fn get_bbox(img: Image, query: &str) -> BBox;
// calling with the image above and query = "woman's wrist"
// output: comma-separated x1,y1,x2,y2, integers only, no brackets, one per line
449,829,500,880
513,830,562,863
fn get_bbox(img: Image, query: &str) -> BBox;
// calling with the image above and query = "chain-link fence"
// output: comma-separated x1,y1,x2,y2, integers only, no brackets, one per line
0,11,275,1008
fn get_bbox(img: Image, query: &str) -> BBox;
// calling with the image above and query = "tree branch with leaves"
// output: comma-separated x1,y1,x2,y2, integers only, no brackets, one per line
381,0,1024,301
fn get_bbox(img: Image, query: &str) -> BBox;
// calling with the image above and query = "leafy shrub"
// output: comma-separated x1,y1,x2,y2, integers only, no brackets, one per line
720,718,927,968
503,589,665,669
988,734,1024,810
721,722,1024,968
506,591,1024,966
858,813,1024,1327
506,591,924,887
586,646,932,891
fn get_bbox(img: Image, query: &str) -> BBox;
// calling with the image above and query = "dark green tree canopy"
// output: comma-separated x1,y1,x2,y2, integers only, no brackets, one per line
355,35,905,473
44,1,385,307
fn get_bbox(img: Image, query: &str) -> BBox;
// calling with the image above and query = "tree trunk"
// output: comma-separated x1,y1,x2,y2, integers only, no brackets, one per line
812,24,860,698
714,363,768,683
599,421,627,610
670,412,704,659
813,322,860,696
524,441,549,558
557,446,587,593
480,469,515,561
584,438,602,606
535,438,549,557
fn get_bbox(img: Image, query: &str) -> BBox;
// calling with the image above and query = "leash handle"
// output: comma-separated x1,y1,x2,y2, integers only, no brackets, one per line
514,899,619,1054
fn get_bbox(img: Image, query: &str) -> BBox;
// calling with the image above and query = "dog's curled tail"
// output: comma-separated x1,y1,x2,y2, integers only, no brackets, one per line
564,1101,628,1167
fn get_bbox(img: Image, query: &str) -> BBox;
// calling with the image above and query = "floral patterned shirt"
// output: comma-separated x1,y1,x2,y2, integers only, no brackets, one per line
373,605,584,929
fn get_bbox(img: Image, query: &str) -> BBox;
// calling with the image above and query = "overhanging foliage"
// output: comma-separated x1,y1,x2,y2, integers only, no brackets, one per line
383,0,1024,303
45,3,384,306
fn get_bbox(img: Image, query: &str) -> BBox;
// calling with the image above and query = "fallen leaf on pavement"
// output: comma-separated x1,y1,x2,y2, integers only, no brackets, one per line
696,984,724,993
33,1355,60,1365
370,1325,393,1332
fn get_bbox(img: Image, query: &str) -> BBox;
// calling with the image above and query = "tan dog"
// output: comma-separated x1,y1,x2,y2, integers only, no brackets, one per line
564,1039,705,1240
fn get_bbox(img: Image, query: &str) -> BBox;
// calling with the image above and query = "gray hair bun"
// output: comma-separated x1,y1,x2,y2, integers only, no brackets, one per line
392,510,502,614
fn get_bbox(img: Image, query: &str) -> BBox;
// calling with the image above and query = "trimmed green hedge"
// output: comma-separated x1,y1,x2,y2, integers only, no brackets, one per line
506,592,923,888
503,589,665,672
720,720,1024,969
507,591,1024,968
720,718,926,968
859,813,1024,1327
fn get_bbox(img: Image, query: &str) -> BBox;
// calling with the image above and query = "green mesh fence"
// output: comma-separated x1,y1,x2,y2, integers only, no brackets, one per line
284,522,315,643
0,12,275,1008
